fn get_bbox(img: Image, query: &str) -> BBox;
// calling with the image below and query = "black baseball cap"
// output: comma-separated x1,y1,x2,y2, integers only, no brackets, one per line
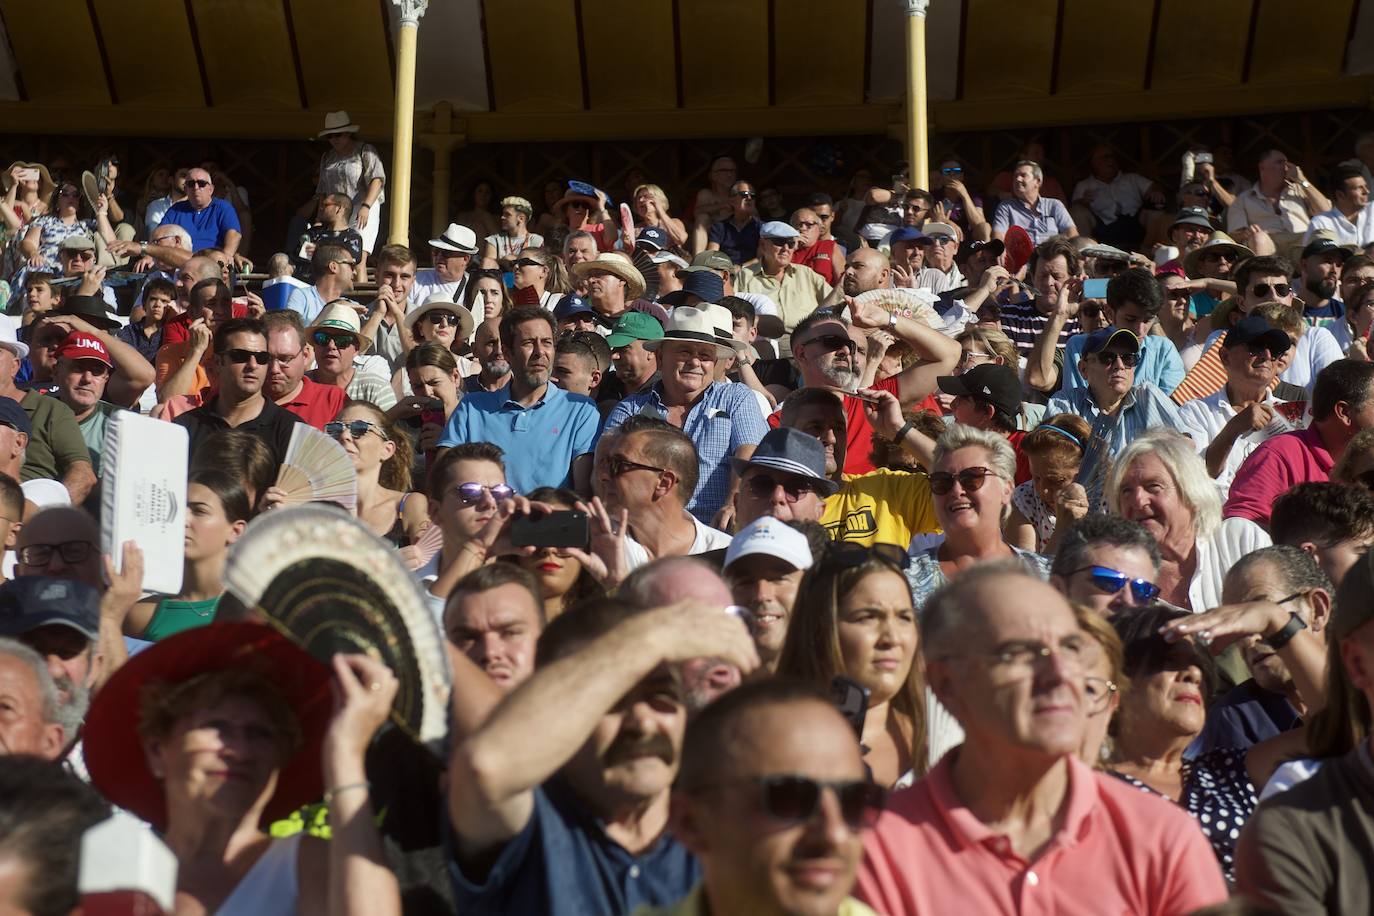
1301,237,1352,263
936,364,1022,420
1223,316,1292,356
0,576,100,640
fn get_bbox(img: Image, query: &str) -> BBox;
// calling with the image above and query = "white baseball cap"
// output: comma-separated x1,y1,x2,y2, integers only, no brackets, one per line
723,516,814,572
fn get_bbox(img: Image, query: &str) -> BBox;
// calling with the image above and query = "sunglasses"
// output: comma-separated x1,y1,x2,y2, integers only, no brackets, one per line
324,419,388,442
452,482,515,504
928,466,1002,496
426,310,461,327
1201,251,1236,262
1250,282,1291,298
744,473,817,503
746,775,886,830
820,541,911,572
731,190,756,199
766,239,800,249
566,201,590,210
1244,343,1280,361
469,267,503,279
222,348,270,366
606,455,666,478
312,330,358,349
64,250,94,261
1165,287,1192,300
1068,565,1160,604
799,333,856,354
186,178,212,188
512,258,543,269
1091,350,1139,368
17,540,95,567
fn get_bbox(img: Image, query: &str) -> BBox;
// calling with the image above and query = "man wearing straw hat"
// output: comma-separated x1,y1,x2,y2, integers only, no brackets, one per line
570,251,646,326
305,301,396,411
304,110,385,271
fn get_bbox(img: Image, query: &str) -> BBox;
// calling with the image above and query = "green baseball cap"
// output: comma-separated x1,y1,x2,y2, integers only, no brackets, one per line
689,250,734,271
605,311,665,348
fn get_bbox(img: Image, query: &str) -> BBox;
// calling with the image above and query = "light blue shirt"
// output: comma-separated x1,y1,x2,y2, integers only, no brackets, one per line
437,381,602,494
1046,383,1187,510
991,196,1077,245
604,380,767,524
285,285,327,325
1057,330,1185,396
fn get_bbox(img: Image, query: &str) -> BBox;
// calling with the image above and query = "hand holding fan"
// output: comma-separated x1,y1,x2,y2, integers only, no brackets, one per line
852,287,942,329
275,424,358,512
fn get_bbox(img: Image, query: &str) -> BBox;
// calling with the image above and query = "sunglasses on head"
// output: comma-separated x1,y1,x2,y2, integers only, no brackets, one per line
186,178,212,188
1069,565,1160,604
1091,349,1139,367
453,482,515,504
819,541,911,573
469,267,503,279
743,473,817,503
324,419,388,442
928,466,1001,496
748,775,886,830
222,348,270,366
312,330,358,349
1250,282,1291,298
800,333,856,354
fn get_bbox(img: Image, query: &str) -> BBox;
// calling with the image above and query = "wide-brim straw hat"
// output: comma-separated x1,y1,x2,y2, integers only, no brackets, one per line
570,251,647,301
1183,231,1254,278
404,292,476,342
307,299,373,353
2,161,55,202
318,110,361,138
644,306,745,360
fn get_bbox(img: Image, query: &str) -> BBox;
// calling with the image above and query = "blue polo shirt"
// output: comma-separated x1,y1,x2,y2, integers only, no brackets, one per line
1056,329,1185,395
446,782,699,915
437,381,601,494
157,197,241,251
707,217,761,264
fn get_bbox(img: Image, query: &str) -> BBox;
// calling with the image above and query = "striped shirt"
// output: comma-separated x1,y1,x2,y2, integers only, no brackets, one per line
997,296,1082,358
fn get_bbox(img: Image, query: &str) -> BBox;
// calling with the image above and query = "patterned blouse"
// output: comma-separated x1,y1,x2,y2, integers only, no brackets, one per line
317,143,386,209
1109,747,1257,883
25,215,98,273
1011,481,1056,551
905,544,1051,612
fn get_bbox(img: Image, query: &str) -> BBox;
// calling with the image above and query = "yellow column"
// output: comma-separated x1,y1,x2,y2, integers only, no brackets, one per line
903,0,930,187
388,0,429,247
425,102,467,237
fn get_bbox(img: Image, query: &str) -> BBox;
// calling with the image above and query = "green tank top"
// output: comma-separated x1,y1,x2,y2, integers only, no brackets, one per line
142,596,222,642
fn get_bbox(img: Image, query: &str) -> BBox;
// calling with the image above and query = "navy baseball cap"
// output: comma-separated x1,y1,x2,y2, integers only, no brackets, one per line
636,226,670,252
0,397,31,436
1081,327,1141,356
1223,316,1292,356
0,576,100,640
554,293,596,322
660,270,725,307
889,227,927,245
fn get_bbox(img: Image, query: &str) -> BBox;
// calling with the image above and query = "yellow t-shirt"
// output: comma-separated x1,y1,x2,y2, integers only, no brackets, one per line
821,468,939,547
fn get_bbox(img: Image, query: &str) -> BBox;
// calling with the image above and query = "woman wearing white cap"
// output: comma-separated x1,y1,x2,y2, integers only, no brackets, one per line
302,111,385,273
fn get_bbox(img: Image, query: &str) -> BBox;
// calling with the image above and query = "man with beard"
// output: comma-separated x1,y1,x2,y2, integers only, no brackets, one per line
653,679,882,916
438,307,601,494
175,317,301,466
780,293,958,475
466,317,512,394
443,563,545,692
856,566,1226,913
1297,237,1349,321
262,310,344,429
0,577,105,756
722,517,813,674
286,242,356,325
1306,165,1374,248
446,596,758,915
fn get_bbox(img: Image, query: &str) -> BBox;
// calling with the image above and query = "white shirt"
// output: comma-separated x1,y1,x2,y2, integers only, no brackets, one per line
916,263,965,295
1072,172,1154,223
409,269,468,308
1304,202,1374,247
1177,386,1292,492
622,513,732,571
1280,323,1344,392
1189,517,1271,612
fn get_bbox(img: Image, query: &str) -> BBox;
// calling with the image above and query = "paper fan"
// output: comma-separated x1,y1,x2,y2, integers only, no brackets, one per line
404,523,443,571
224,505,451,757
276,424,358,511
631,248,661,302
853,288,942,329
1002,226,1034,273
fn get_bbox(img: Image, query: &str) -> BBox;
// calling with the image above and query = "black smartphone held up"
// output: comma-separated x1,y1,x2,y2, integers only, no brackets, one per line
511,510,590,550
830,675,871,740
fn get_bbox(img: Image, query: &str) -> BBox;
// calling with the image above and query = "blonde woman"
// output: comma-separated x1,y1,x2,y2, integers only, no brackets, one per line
632,183,688,249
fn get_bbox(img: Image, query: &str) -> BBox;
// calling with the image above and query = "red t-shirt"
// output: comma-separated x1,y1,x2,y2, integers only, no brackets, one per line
794,239,841,285
278,377,346,429
1006,429,1031,485
767,376,939,475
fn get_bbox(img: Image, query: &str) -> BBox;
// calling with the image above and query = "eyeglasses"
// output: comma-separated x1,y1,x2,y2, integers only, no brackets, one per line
512,258,543,269
928,466,1003,496
452,482,515,505
312,330,359,350
324,419,389,442
743,473,817,503
1250,283,1292,298
798,333,856,354
795,220,820,230
959,632,1092,679
1091,350,1139,368
222,348,270,366
606,455,666,478
426,311,461,327
18,540,94,567
186,178,212,189
1084,676,1119,713
1068,564,1160,604
742,775,886,830
269,349,304,366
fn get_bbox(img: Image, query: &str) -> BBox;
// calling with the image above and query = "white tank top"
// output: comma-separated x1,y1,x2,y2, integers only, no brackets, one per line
214,833,301,916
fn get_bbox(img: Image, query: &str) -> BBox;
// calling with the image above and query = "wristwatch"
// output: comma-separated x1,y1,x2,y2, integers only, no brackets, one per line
1264,611,1307,650
1300,180,1311,189
139,240,147,254
887,311,898,331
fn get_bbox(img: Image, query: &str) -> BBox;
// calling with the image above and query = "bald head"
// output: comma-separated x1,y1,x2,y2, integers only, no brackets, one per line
841,246,891,296
622,557,732,608
16,508,101,588
923,564,1074,659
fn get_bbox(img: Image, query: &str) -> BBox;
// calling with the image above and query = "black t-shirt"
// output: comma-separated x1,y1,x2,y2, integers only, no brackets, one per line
174,396,301,466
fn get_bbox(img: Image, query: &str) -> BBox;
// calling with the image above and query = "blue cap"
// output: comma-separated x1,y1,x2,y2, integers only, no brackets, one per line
889,227,927,244
636,226,670,251
660,270,725,307
0,397,31,436
0,576,100,639
554,294,595,321
1081,327,1140,356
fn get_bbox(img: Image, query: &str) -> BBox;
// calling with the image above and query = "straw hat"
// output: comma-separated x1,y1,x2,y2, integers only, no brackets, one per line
306,299,372,352
1183,231,1254,278
1,161,55,202
404,292,476,342
317,110,361,138
553,180,602,214
645,306,745,360
569,251,646,301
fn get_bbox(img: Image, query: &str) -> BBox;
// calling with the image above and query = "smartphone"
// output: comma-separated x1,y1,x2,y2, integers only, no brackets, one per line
511,510,589,550
420,405,445,427
1195,152,1213,165
1082,278,1110,300
17,168,38,183
830,675,870,739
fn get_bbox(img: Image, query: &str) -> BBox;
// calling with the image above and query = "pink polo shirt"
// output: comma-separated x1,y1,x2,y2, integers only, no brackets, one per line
855,752,1226,916
1223,425,1333,528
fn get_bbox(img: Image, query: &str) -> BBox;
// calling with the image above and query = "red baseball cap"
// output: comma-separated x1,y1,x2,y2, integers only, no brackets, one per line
55,331,113,367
